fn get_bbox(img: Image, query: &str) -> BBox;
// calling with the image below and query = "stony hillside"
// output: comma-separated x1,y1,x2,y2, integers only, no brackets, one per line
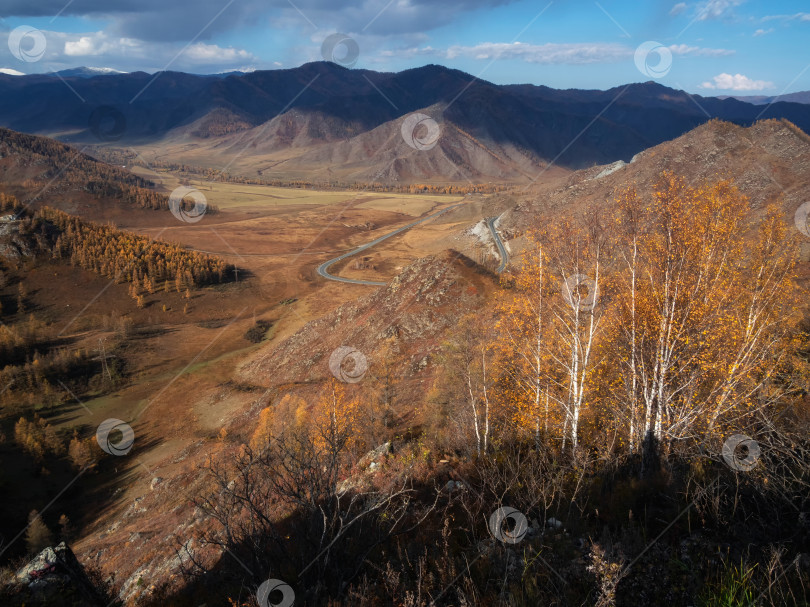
8,119,809,606
502,119,810,262
238,250,498,390
234,105,542,183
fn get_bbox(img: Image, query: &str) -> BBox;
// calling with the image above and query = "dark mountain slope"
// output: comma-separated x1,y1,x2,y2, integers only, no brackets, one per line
1,63,809,178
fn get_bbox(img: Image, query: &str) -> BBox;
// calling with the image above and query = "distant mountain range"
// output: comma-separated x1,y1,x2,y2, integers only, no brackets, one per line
1,62,809,181
719,91,810,105
0,66,128,77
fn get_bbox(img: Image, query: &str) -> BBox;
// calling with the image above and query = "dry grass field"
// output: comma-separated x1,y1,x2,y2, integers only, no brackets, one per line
30,166,493,437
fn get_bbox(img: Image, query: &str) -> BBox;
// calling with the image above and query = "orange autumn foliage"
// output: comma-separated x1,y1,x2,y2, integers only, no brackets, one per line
492,172,800,454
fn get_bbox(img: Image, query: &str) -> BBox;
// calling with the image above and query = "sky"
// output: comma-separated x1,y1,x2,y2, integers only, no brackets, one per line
0,0,808,94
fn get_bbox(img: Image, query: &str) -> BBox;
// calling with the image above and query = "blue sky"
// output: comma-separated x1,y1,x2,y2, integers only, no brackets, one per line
0,0,808,94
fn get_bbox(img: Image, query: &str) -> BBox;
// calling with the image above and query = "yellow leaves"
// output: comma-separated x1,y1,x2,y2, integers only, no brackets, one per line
495,171,801,449
249,407,273,452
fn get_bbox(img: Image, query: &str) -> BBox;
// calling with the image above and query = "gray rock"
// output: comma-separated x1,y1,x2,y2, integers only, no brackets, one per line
358,441,393,469
336,476,365,496
443,480,466,493
8,542,106,604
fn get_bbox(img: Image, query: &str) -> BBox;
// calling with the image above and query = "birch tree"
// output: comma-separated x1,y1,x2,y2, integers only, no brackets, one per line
607,173,798,449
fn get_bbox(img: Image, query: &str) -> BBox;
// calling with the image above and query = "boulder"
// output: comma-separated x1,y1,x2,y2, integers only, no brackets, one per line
443,480,466,493
2,542,107,605
357,441,392,469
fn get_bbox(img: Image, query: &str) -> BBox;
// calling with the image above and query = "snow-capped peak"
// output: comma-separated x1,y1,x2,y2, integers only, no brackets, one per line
54,67,128,77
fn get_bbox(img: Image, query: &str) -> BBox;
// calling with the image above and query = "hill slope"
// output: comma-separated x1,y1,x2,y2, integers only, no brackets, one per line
502,118,810,256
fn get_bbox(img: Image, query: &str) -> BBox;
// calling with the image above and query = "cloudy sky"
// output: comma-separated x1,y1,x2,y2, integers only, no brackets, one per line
0,0,808,94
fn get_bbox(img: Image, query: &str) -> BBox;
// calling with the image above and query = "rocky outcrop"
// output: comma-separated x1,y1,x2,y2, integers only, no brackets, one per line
1,542,108,606
239,250,496,390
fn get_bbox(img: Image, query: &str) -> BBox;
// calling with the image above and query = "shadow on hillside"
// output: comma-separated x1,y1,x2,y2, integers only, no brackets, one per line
0,418,162,570
136,441,810,607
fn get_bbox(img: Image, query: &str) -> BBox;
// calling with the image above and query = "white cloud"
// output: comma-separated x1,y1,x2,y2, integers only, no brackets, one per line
696,0,744,21
444,42,629,64
700,72,774,90
183,43,253,63
753,28,773,36
53,30,257,71
668,44,734,56
383,41,733,65
670,2,688,16
64,33,140,56
761,12,810,22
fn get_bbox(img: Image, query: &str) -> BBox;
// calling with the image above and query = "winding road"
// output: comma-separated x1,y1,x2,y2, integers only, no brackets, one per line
486,215,508,274
316,202,466,286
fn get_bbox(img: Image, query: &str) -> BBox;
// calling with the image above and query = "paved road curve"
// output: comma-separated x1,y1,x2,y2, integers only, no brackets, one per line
486,215,508,274
317,202,466,286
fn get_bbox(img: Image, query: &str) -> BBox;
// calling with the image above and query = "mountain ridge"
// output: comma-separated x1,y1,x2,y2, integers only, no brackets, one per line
1,62,810,183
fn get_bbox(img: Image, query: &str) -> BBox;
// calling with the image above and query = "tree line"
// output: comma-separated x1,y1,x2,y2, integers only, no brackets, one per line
0,128,218,214
37,206,234,289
